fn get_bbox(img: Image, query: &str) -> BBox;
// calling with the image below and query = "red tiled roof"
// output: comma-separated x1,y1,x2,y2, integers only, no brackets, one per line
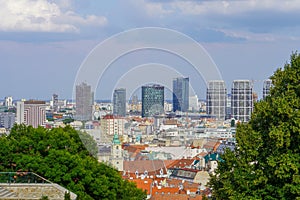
123,160,168,176
150,193,202,200
126,177,203,199
203,140,219,150
167,159,195,169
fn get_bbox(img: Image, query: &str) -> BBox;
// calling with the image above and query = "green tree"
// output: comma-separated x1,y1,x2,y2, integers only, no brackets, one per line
0,124,146,200
209,53,300,199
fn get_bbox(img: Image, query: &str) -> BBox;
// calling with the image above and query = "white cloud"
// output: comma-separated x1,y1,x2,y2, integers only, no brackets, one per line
145,2,173,16
144,0,300,16
129,0,173,17
216,28,300,42
0,0,107,32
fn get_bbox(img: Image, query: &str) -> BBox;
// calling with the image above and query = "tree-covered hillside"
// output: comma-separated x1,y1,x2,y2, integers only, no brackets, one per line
0,124,146,200
209,53,300,199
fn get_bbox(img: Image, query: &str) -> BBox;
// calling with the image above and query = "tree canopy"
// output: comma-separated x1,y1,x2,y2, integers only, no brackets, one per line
209,53,300,199
0,125,146,200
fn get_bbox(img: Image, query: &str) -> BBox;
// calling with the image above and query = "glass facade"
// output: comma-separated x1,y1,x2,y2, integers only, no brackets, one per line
142,84,164,117
206,80,227,120
173,77,189,112
231,80,253,122
113,88,126,117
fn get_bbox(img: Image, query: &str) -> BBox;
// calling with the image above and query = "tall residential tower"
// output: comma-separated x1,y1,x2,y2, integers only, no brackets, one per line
231,80,253,122
206,80,227,120
75,82,93,121
113,88,126,117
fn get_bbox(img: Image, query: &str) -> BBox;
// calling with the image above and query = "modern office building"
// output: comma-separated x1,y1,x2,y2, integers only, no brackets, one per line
263,79,272,99
75,82,94,121
231,80,253,122
16,100,47,128
206,80,227,120
113,88,126,117
142,84,164,117
173,77,189,112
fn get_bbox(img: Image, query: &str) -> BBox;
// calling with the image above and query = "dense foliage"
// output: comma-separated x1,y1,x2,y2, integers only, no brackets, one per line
0,125,146,200
209,53,300,199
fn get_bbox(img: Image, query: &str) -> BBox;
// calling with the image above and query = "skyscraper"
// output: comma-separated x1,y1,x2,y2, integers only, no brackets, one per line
173,77,189,112
113,88,126,117
231,80,253,122
142,84,164,117
263,79,272,99
206,80,227,120
52,94,58,112
75,82,93,121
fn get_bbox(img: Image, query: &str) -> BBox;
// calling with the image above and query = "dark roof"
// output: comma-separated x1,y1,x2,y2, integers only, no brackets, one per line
216,141,236,154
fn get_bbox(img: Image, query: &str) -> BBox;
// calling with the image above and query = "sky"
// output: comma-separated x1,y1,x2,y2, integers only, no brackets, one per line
0,0,299,101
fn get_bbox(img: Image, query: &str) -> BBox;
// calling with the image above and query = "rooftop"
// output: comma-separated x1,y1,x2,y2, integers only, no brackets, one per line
0,172,77,200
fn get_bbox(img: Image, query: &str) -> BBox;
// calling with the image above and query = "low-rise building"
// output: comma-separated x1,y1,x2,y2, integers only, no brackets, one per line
100,115,125,135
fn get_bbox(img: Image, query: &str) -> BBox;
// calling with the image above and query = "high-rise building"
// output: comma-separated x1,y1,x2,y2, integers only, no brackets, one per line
4,96,13,107
263,79,272,99
231,80,253,122
52,94,59,112
129,95,139,112
16,100,46,128
16,101,25,124
113,88,126,117
206,80,227,120
75,82,93,121
173,77,189,112
226,94,232,119
142,84,164,117
189,95,198,112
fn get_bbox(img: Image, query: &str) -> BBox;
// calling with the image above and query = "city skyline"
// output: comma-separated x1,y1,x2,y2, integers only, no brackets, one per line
0,78,275,102
1,1,299,100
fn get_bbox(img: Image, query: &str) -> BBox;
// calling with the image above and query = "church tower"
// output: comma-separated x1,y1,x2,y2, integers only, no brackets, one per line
111,134,123,171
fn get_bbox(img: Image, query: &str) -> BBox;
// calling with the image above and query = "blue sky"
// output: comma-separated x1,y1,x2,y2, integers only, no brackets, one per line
0,0,299,100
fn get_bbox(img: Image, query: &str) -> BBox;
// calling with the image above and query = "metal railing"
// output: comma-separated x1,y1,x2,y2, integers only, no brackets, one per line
0,172,53,184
